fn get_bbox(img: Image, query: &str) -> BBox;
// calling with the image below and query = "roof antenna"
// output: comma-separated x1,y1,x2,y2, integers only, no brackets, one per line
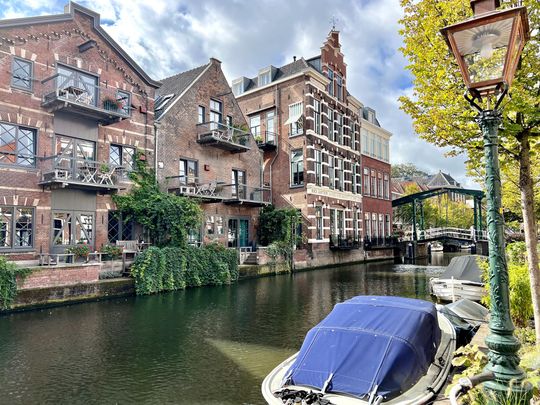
330,16,338,31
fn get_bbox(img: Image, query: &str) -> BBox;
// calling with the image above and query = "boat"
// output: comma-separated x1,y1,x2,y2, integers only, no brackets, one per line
262,296,456,405
437,299,489,346
429,255,486,302
430,242,444,252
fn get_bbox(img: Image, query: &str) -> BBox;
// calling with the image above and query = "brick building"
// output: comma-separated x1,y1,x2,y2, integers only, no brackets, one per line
360,107,393,246
233,29,392,264
0,3,159,260
154,58,268,248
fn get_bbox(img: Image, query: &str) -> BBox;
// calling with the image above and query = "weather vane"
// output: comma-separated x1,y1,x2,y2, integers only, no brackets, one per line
330,16,339,31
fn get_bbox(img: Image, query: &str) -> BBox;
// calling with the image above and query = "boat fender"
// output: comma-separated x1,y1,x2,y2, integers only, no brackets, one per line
321,373,334,393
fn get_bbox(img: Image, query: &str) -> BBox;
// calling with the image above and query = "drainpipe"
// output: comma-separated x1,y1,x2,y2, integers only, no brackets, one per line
154,120,160,184
268,84,280,204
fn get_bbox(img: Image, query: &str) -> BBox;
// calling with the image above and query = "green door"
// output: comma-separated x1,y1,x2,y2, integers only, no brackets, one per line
239,219,249,247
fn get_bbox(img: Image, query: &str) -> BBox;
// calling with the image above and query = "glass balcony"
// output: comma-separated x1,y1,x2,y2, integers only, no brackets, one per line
256,131,278,151
196,122,251,153
41,73,130,125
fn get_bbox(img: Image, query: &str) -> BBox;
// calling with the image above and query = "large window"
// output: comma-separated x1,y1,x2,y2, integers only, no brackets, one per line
52,211,94,247
363,168,370,196
109,144,135,174
334,157,343,191
313,99,321,135
0,206,33,250
328,155,335,189
384,174,390,200
353,163,362,194
327,108,334,142
335,113,343,144
288,102,303,136
55,136,95,174
314,149,322,186
231,169,246,199
385,214,391,238
209,99,222,128
250,115,261,137
108,211,133,243
327,68,334,96
0,123,36,167
290,149,304,186
11,57,33,91
336,74,343,101
371,170,377,196
57,65,98,107
364,213,371,240
378,173,384,198
179,158,198,185
206,215,224,237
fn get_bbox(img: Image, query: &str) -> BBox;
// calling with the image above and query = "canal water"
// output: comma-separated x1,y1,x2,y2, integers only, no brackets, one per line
0,255,457,405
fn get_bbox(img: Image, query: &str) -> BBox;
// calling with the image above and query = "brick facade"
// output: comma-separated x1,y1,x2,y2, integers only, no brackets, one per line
0,4,159,260
155,59,264,248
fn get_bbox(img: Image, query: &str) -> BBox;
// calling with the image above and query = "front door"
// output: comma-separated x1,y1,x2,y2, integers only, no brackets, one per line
227,218,249,248
239,219,249,247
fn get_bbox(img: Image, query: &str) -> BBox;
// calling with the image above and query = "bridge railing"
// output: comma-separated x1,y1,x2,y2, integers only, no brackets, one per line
404,227,487,241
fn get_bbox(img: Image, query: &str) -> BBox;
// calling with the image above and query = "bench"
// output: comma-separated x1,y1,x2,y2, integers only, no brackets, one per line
38,253,74,266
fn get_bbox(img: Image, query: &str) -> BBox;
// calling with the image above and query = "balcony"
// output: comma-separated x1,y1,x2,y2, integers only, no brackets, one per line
41,73,130,125
256,131,278,151
330,234,361,250
39,155,123,192
363,237,398,250
167,176,270,207
196,122,251,153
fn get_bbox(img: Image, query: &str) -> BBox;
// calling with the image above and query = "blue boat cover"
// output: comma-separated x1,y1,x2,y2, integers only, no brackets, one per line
283,296,441,400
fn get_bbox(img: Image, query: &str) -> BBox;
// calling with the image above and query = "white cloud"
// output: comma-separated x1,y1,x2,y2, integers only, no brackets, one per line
0,0,478,188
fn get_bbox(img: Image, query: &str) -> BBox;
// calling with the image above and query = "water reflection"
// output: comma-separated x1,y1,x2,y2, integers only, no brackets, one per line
0,259,447,405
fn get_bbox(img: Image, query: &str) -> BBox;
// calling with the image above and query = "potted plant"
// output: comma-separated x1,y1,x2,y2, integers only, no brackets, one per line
100,244,123,261
103,97,122,111
67,243,91,263
255,134,264,144
99,163,110,173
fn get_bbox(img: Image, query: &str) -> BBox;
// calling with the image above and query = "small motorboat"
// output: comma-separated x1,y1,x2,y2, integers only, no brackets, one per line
430,242,444,252
429,255,486,302
262,296,456,404
437,299,489,347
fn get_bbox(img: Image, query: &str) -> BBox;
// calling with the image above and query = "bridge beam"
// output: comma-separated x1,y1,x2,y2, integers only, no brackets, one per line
412,199,417,242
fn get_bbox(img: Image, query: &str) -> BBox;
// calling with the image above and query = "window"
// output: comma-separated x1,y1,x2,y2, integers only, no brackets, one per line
378,173,383,198
206,215,224,237
335,113,343,144
288,102,303,136
354,209,361,240
313,99,321,135
209,99,222,128
11,57,33,91
107,211,133,243
0,206,33,250
266,111,276,144
334,157,343,191
250,115,261,137
379,214,385,239
371,171,377,197
328,155,335,189
385,214,391,238
57,65,98,107
327,68,334,96
226,115,233,127
336,74,343,101
179,158,198,185
231,169,246,199
353,163,362,194
198,106,206,124
331,209,344,237
361,128,369,154
372,213,378,239
327,108,334,142
368,110,376,123
314,149,322,186
290,149,304,186
258,69,272,86
315,206,323,240
384,174,390,200
364,213,371,240
109,144,135,174
116,90,131,115
232,81,244,96
363,168,370,196
0,123,36,167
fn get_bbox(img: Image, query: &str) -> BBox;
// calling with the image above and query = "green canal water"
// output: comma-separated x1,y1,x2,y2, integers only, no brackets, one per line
0,256,456,405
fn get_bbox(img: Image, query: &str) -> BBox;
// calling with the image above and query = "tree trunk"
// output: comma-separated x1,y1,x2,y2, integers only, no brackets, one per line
518,131,540,345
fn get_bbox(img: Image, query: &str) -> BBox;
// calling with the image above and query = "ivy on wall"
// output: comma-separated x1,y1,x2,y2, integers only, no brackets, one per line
130,244,238,295
0,257,31,310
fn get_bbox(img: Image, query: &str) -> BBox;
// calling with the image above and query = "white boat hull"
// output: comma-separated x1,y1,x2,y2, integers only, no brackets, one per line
430,278,486,302
261,314,456,405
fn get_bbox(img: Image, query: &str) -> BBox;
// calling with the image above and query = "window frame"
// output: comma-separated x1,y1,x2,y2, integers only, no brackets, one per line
0,122,37,168
327,68,334,96
11,57,33,92
363,168,370,196
250,115,261,137
336,74,343,101
0,206,35,251
290,149,304,187
198,106,206,124
314,149,322,186
313,99,321,135
315,205,323,240
209,99,223,125
116,89,131,116
109,144,135,176
179,158,198,185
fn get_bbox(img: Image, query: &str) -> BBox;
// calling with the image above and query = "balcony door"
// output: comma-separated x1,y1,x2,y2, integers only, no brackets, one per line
231,169,246,200
56,65,98,107
227,218,249,248
55,135,96,180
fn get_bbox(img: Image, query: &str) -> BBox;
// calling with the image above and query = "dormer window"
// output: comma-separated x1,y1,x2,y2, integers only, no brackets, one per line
232,81,244,96
258,68,272,86
368,110,375,123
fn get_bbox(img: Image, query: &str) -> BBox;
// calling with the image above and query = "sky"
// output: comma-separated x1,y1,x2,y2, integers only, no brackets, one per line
0,0,477,187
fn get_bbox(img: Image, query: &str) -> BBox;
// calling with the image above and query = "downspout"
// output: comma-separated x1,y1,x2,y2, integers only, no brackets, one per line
268,84,280,204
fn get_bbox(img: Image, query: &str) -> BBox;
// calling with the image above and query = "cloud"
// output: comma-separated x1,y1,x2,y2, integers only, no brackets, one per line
0,0,478,188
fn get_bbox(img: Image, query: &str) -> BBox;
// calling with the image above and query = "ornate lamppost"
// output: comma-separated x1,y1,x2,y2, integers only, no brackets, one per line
440,0,530,402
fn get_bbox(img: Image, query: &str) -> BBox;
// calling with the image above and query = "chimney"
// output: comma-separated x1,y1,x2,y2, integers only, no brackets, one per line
293,56,296,62
209,57,222,65
470,0,500,15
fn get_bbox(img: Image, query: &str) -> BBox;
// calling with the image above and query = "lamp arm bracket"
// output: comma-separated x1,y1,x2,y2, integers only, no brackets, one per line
464,91,483,113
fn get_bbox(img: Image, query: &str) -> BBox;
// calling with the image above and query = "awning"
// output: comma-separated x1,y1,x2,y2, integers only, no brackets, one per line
284,112,303,125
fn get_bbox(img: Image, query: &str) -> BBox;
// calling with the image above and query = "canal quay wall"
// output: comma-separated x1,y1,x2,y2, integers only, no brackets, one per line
4,248,394,312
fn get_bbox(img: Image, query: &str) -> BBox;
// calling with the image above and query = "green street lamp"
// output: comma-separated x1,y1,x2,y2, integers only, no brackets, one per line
441,0,531,402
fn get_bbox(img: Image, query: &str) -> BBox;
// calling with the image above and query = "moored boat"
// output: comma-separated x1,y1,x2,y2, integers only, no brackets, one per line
430,242,444,252
262,296,456,404
429,255,486,302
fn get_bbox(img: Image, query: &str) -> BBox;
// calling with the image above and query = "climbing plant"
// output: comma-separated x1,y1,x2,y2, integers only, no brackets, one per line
0,257,31,310
112,152,202,247
130,244,238,295
258,205,301,246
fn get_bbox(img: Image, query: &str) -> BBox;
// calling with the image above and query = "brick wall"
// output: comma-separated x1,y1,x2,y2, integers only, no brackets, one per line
17,263,101,289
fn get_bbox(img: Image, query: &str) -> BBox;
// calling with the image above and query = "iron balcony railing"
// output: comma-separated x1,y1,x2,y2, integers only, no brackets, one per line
329,234,361,250
196,121,251,152
39,155,123,189
166,176,270,205
364,236,399,250
41,73,130,119
256,131,278,150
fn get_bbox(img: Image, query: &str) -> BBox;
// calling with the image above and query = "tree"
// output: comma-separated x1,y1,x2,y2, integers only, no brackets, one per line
399,0,540,343
391,163,429,179
112,155,203,247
